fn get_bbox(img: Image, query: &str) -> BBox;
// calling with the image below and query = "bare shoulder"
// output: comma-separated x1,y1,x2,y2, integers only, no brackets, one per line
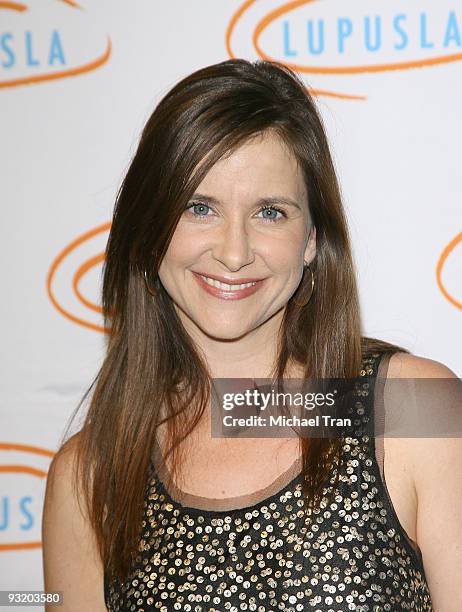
44,432,83,515
383,350,461,479
386,351,458,379
47,432,81,478
42,430,107,611
384,352,462,609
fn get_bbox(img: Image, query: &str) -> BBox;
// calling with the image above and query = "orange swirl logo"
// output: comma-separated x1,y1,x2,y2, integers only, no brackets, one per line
0,442,54,551
436,231,462,311
0,0,111,88
46,222,110,333
226,0,462,100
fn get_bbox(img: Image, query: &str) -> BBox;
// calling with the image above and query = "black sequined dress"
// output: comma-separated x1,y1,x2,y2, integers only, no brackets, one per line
105,352,433,611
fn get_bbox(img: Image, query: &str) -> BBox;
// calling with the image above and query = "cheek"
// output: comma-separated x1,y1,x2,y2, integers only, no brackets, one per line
163,227,207,266
269,242,299,267
261,231,306,270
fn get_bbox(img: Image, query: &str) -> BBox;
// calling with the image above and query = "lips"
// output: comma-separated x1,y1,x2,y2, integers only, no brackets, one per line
192,271,265,300
193,271,264,285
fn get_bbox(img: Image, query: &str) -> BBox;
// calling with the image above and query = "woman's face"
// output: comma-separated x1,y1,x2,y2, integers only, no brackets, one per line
158,130,316,341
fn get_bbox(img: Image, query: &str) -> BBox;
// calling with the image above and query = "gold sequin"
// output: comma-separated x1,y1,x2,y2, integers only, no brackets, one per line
105,354,433,611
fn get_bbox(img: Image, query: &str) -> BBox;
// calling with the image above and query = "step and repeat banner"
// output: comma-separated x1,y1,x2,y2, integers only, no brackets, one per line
1,0,460,605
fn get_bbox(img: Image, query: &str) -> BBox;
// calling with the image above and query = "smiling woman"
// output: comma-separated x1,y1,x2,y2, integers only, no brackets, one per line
157,130,315,334
41,58,462,612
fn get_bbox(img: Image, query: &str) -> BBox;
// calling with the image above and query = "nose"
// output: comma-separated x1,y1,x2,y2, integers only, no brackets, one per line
211,215,255,272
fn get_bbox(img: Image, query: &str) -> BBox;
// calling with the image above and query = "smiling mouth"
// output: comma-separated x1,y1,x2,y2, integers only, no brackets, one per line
197,274,257,291
192,271,265,300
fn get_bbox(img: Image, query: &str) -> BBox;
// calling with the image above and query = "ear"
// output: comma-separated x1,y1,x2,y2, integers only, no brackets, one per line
304,224,316,264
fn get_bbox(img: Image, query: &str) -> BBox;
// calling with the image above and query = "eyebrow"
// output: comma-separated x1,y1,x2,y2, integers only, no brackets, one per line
191,193,302,211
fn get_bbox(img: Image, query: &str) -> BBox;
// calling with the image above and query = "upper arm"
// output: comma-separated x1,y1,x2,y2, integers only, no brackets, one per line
41,434,107,612
388,352,462,611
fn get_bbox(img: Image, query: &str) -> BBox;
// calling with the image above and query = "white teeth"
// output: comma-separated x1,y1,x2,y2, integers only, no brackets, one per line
199,275,257,291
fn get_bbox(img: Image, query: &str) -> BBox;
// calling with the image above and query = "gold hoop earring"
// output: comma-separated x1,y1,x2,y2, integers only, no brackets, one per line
143,270,157,296
293,262,315,307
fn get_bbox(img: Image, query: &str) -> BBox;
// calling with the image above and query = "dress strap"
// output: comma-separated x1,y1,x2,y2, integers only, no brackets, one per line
369,350,424,560
360,351,383,378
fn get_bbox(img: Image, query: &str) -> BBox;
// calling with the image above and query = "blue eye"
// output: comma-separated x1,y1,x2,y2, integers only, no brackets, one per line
184,202,287,223
187,202,210,217
259,205,286,223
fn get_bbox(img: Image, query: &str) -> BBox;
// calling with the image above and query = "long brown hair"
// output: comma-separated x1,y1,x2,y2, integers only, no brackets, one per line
59,58,408,582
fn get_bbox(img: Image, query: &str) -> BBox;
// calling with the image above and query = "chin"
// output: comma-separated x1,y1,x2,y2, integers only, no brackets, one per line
175,302,272,340
198,321,254,341
182,310,255,340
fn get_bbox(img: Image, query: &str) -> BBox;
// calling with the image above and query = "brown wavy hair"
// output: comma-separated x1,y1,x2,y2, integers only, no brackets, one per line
59,58,408,582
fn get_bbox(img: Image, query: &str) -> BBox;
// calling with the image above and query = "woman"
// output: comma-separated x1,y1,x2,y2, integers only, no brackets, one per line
42,59,462,611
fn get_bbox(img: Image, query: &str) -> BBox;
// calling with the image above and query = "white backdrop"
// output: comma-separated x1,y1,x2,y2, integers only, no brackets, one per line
1,0,461,606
